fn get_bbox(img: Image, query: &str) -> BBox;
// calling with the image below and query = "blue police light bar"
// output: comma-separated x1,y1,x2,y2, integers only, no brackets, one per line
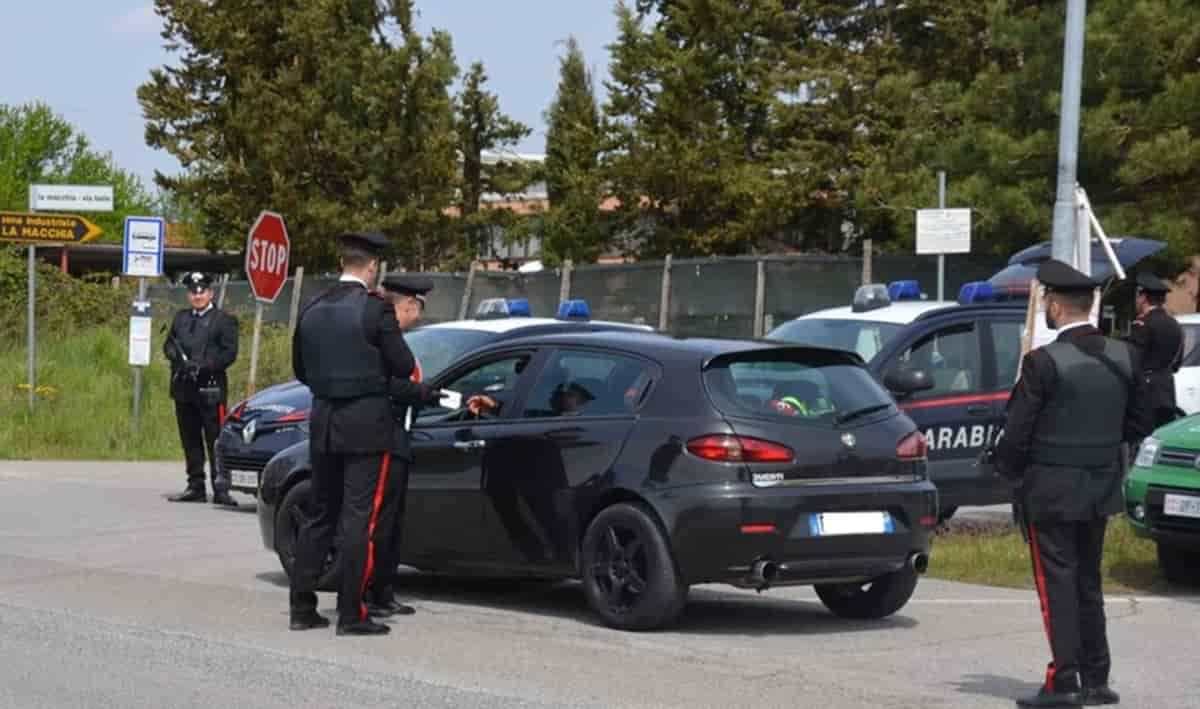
957,281,996,305
506,298,532,317
556,299,592,320
852,284,891,313
888,280,922,301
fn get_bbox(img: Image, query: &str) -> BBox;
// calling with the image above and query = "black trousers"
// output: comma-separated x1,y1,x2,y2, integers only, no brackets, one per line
368,459,411,596
1027,518,1110,692
290,451,392,623
174,399,228,493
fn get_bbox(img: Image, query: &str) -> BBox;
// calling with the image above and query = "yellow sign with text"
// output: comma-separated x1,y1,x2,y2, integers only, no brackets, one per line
0,211,103,244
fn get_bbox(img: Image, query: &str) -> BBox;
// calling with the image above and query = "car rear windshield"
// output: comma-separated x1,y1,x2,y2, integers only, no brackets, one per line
767,318,903,363
406,328,496,380
703,350,895,426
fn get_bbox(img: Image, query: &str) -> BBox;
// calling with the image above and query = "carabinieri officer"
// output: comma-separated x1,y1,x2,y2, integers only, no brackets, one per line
164,271,239,507
995,260,1153,707
1125,271,1184,428
288,232,417,636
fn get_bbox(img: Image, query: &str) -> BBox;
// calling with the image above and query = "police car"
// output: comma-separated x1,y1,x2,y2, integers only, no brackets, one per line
215,299,651,496
767,280,1026,518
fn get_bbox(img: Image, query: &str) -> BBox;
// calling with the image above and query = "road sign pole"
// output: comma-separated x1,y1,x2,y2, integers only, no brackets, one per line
1052,0,1087,266
27,245,35,411
248,301,264,397
937,171,946,301
132,277,147,431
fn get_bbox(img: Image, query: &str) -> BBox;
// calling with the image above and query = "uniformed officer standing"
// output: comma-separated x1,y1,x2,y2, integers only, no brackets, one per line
364,275,441,617
995,260,1153,707
1124,272,1184,428
288,232,418,636
164,272,240,507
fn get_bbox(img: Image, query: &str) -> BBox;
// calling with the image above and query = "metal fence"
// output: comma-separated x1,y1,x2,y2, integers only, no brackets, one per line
145,253,1008,338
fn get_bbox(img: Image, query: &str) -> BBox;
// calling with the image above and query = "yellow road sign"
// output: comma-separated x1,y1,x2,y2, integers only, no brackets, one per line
0,211,103,244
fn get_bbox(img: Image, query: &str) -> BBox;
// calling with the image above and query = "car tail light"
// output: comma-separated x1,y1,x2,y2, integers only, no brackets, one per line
897,432,927,461
276,409,310,423
739,524,777,534
686,435,794,463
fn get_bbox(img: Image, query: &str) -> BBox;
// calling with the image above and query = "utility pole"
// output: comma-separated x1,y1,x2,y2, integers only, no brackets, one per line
1051,0,1087,266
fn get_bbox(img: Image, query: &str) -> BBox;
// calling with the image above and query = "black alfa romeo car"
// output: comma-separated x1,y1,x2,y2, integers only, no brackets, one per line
257,331,938,630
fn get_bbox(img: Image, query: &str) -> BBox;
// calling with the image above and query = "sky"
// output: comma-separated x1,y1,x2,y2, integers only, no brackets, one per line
0,1,622,192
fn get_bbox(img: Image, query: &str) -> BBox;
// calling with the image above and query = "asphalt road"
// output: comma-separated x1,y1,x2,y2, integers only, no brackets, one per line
0,461,1195,709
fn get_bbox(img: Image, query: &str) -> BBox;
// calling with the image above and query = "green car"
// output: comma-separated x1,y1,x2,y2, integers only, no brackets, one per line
1126,416,1200,584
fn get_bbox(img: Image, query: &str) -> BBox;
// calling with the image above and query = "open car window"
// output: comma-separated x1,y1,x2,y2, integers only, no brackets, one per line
417,354,533,421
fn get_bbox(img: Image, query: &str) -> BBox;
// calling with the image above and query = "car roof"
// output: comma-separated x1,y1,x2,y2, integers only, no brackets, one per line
418,317,652,334
795,301,957,325
483,329,862,364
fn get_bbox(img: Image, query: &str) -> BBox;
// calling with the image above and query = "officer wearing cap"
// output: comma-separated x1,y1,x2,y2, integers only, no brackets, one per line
995,260,1153,707
288,232,420,636
163,272,240,506
363,274,442,617
1124,272,1184,428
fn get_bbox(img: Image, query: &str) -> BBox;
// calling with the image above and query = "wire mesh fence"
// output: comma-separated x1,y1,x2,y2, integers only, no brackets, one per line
143,253,1008,337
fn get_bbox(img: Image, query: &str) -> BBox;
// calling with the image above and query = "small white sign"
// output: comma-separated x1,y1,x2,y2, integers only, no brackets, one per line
129,311,153,367
29,184,114,213
439,389,463,410
123,217,164,278
916,208,972,255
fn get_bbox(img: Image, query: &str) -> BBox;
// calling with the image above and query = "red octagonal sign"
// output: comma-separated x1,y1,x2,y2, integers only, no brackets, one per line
245,211,291,303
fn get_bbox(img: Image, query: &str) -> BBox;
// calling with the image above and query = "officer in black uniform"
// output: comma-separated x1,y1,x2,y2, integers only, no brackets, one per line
164,272,240,506
995,260,1153,707
363,274,441,617
1124,272,1184,428
288,232,419,636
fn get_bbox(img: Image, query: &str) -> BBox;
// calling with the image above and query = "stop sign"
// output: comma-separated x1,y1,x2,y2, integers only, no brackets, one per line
245,211,291,303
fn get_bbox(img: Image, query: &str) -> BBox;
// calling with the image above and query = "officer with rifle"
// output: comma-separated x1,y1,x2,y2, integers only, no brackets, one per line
164,272,240,506
1124,272,1185,428
986,260,1153,707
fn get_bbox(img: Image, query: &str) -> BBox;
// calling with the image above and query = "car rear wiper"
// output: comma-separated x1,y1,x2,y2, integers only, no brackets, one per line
835,404,891,425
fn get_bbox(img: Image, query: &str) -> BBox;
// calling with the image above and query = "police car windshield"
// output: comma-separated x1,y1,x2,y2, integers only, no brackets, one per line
406,328,496,380
768,319,904,363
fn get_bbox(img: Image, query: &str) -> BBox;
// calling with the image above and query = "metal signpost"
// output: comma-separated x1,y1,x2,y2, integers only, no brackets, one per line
916,173,971,301
123,216,165,430
15,185,112,411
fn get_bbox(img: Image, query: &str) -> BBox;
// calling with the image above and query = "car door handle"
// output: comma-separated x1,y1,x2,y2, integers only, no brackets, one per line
453,439,486,451
544,428,585,442
966,404,990,415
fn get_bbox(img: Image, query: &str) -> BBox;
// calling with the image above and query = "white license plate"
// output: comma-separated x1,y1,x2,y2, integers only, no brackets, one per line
810,511,894,536
230,470,258,489
1164,494,1200,519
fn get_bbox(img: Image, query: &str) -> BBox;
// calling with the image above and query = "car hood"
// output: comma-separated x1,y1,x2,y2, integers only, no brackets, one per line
237,380,313,421
1152,414,1200,449
988,237,1166,289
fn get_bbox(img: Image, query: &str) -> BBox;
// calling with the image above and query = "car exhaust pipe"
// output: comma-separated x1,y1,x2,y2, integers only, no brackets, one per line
908,552,929,575
749,559,778,590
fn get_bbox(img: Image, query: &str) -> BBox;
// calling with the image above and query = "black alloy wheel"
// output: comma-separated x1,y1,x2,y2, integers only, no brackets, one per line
580,503,687,631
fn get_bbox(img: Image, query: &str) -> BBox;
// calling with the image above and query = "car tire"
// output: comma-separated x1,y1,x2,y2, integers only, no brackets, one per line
580,502,687,631
815,566,919,620
1157,542,1200,585
274,479,341,592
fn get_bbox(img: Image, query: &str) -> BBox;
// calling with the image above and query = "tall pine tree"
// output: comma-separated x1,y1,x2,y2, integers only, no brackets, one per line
542,37,606,264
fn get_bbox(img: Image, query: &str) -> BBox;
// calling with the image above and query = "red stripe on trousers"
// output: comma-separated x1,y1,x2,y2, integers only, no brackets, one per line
1028,522,1057,691
359,452,392,621
218,403,226,427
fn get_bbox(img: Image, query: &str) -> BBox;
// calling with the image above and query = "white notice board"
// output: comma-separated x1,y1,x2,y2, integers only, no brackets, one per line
916,208,972,255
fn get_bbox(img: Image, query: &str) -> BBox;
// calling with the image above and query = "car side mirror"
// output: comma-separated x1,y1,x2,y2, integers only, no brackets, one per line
884,368,934,398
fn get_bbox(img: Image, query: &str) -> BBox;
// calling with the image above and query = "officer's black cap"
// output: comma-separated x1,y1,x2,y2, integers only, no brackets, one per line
382,274,435,302
338,231,390,256
1037,259,1097,293
182,271,213,294
1136,272,1170,295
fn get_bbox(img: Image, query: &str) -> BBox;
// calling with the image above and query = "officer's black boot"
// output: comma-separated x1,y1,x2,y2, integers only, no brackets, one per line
212,490,238,507
168,487,207,503
1081,685,1119,706
366,586,415,617
336,618,391,636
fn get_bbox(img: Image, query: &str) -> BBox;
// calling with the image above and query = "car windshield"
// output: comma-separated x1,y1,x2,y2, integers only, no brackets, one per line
406,327,497,380
767,318,904,363
703,350,895,427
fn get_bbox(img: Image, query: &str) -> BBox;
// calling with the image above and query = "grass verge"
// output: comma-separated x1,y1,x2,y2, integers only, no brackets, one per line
0,317,293,460
928,517,1172,595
